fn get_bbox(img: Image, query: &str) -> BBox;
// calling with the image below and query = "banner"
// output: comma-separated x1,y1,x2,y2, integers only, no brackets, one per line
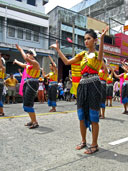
124,25,128,32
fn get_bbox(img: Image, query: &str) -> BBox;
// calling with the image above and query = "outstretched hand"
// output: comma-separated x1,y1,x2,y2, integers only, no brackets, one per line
101,26,109,39
16,44,21,51
13,59,18,64
50,40,59,51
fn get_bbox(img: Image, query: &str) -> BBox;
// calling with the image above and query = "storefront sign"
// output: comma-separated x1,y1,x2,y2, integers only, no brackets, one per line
110,63,119,72
103,44,121,55
115,33,128,57
124,25,128,32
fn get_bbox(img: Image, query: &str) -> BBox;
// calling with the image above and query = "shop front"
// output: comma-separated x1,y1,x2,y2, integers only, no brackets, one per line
103,43,121,72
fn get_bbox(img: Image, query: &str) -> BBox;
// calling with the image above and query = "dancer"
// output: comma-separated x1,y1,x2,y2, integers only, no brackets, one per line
50,27,108,154
111,64,128,114
14,45,40,128
98,59,108,119
42,55,58,112
0,53,5,116
106,69,114,107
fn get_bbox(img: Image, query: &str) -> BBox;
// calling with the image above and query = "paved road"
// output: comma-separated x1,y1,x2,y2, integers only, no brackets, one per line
0,101,128,171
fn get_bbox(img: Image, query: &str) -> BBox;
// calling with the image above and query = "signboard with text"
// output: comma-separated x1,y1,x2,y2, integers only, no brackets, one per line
103,44,121,56
115,33,128,57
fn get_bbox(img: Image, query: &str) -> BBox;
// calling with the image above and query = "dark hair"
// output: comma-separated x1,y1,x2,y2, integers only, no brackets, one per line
26,50,33,55
50,62,53,66
85,29,97,39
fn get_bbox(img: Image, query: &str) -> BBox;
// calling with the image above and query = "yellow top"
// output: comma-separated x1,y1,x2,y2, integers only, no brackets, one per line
124,73,128,80
98,69,108,81
26,65,40,78
106,75,113,82
49,71,58,82
5,78,18,87
75,51,102,72
0,69,5,79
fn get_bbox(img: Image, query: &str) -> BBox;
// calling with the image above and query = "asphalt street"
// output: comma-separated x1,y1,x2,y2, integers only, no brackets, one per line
0,101,128,171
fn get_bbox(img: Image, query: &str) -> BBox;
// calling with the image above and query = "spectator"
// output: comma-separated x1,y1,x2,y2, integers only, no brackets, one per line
113,81,120,102
58,79,64,100
64,77,72,101
5,73,18,104
44,76,49,102
38,77,45,103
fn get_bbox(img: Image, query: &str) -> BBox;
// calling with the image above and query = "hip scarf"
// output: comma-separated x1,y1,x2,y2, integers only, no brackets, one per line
100,80,106,108
122,81,128,104
106,83,113,99
0,81,4,107
77,75,101,130
48,83,57,107
23,79,39,113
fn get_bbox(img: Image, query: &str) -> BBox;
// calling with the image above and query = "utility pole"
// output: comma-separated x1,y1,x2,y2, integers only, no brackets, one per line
72,16,75,57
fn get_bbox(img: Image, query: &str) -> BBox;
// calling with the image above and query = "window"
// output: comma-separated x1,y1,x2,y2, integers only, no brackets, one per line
27,0,36,6
8,27,15,37
78,35,85,49
17,28,23,39
16,0,22,2
61,31,72,47
33,32,39,42
26,30,31,40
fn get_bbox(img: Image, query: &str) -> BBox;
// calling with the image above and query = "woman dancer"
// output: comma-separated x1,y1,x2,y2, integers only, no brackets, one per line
50,27,108,154
111,64,128,114
42,55,58,112
106,69,114,107
13,45,40,128
0,53,5,116
98,59,108,119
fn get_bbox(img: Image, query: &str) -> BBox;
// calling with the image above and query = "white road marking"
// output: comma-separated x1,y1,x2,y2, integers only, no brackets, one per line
109,137,128,145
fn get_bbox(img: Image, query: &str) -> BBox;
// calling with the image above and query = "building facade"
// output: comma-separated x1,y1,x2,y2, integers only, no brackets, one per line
48,6,87,81
0,0,54,74
71,0,126,35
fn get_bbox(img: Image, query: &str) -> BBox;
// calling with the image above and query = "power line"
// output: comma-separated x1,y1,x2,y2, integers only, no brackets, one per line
0,22,86,49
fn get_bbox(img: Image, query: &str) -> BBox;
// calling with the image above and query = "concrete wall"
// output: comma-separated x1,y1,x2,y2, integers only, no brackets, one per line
0,0,47,14
80,0,125,28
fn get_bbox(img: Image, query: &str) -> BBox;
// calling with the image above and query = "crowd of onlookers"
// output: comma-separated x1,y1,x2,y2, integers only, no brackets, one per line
2,71,121,105
2,72,75,104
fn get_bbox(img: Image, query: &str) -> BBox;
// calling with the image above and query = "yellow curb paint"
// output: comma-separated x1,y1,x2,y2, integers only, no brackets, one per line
106,106,122,108
0,110,76,120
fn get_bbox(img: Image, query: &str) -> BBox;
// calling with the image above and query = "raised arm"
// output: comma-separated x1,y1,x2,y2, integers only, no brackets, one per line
98,26,109,61
50,40,81,65
15,44,39,68
48,55,58,73
13,59,27,68
41,68,49,78
16,44,27,61
0,53,5,72
102,61,108,74
109,65,121,79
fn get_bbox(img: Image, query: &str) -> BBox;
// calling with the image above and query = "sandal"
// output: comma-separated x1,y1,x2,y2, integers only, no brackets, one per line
100,116,105,119
29,123,39,129
75,142,86,150
84,145,99,154
49,109,56,112
0,113,4,116
25,122,33,126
